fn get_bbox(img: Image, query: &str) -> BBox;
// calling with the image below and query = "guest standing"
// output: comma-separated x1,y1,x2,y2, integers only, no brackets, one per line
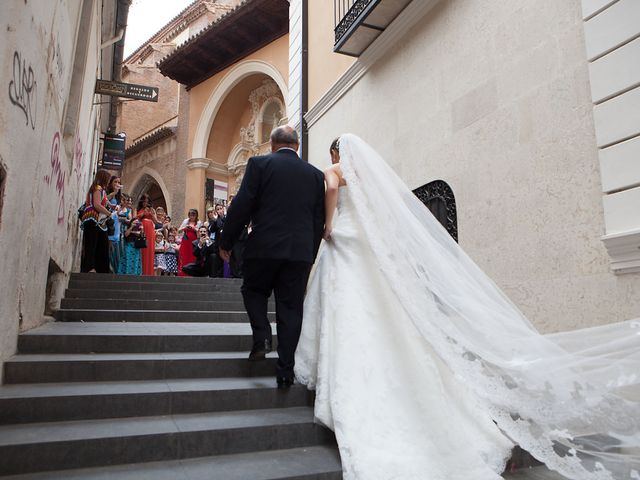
154,231,168,276
164,232,179,276
207,203,226,277
177,209,201,276
106,176,122,273
119,219,143,275
80,169,113,273
136,194,158,276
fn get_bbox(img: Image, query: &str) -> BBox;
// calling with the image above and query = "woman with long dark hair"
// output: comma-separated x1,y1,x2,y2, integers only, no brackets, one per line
80,169,113,273
136,193,158,276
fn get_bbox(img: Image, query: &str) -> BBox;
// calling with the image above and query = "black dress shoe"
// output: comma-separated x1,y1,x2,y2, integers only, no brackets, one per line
277,376,294,389
248,339,272,362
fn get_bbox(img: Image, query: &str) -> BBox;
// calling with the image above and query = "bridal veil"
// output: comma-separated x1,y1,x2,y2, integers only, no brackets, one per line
332,133,640,479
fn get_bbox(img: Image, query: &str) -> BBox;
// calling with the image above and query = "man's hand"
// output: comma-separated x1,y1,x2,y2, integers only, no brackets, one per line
219,248,231,262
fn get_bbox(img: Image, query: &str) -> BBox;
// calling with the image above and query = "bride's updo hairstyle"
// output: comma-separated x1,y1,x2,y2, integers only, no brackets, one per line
329,138,340,155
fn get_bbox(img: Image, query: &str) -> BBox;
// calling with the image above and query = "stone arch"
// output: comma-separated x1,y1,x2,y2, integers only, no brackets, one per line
128,166,172,215
192,60,288,159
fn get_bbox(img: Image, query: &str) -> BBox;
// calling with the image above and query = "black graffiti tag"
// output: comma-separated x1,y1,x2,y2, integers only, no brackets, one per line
8,51,37,130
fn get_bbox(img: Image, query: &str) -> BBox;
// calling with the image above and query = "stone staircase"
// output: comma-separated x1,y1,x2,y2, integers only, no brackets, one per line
0,273,568,479
0,273,341,479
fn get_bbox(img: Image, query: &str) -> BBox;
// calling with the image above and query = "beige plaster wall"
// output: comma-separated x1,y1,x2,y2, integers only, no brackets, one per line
308,0,640,332
0,0,107,379
307,0,355,109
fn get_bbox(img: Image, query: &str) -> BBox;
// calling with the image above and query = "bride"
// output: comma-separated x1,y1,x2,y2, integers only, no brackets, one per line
294,134,640,480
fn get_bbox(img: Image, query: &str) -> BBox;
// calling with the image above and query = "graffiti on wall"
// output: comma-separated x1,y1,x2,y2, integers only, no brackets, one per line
43,132,66,225
72,133,85,181
8,51,37,130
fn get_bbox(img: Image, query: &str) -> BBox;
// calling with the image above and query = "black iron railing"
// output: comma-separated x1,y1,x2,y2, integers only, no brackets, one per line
334,0,374,45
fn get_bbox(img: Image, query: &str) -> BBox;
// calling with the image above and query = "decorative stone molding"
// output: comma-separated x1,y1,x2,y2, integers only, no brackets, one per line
601,229,640,274
305,0,440,128
186,157,212,170
206,161,230,177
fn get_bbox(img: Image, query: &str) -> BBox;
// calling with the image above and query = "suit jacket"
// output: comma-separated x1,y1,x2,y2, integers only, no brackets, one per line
207,216,225,247
220,148,325,263
191,238,216,265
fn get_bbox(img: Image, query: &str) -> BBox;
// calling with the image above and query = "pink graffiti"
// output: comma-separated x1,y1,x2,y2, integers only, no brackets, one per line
43,132,65,225
72,134,84,180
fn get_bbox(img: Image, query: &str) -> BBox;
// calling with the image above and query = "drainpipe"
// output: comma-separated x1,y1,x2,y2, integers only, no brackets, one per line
301,0,309,162
108,0,131,133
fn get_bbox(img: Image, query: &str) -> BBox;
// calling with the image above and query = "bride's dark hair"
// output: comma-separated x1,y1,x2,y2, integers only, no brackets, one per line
330,138,340,155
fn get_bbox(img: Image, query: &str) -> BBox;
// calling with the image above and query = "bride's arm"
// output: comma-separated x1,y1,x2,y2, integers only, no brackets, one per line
323,165,342,240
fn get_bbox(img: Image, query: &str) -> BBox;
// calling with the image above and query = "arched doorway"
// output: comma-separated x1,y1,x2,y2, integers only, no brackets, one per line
131,173,168,214
206,74,286,196
191,60,288,159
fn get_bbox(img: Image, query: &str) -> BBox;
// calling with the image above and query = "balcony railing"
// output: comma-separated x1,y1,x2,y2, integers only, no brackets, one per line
333,0,412,56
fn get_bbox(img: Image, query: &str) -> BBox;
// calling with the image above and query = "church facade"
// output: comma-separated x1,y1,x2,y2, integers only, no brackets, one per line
120,0,290,220
291,0,640,332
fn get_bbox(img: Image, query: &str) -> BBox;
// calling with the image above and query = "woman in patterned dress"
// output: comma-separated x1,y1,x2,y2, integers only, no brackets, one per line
80,169,112,273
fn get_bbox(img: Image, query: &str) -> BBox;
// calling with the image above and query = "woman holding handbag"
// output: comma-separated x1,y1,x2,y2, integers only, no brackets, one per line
136,194,157,276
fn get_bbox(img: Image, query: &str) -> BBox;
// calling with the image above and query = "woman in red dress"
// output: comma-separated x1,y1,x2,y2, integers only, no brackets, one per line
136,194,158,276
177,209,201,276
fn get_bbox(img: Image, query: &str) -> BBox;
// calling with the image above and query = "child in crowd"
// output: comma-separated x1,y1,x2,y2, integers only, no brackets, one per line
164,232,179,276
154,231,168,276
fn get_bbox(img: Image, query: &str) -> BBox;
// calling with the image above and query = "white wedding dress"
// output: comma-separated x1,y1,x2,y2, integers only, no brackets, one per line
295,134,640,480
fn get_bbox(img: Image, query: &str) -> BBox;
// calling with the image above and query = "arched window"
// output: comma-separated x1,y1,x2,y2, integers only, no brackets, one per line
413,180,458,242
260,100,284,143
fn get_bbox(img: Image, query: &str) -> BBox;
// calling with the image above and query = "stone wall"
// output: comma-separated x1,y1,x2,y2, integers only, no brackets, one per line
306,0,640,332
0,0,114,380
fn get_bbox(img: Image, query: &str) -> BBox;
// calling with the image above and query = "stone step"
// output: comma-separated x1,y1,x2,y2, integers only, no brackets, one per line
0,445,343,480
65,288,251,302
68,279,241,293
4,352,280,384
0,407,335,475
70,273,244,286
60,298,265,312
0,377,312,425
55,309,273,323
17,322,275,354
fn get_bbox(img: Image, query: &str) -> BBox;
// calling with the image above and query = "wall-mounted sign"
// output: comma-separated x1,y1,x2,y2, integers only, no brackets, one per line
101,134,126,170
95,79,159,102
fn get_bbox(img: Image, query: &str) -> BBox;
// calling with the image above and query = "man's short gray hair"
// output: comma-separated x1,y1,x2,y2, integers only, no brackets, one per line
270,125,299,145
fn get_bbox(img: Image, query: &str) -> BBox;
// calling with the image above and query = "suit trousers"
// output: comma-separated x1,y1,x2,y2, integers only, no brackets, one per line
241,258,312,379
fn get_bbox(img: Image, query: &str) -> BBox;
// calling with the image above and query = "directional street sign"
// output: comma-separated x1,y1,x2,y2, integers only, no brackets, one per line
95,79,159,102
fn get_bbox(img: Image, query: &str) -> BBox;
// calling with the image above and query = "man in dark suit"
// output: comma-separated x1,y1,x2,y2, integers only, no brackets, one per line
219,125,325,388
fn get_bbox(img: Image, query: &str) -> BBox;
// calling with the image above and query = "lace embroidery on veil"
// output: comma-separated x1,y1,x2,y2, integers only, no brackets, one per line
302,133,640,480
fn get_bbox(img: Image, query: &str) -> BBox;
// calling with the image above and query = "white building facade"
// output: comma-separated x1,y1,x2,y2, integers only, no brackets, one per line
292,0,640,332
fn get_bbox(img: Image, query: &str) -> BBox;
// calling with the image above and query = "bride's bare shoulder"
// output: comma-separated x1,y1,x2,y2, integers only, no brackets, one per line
324,163,347,186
